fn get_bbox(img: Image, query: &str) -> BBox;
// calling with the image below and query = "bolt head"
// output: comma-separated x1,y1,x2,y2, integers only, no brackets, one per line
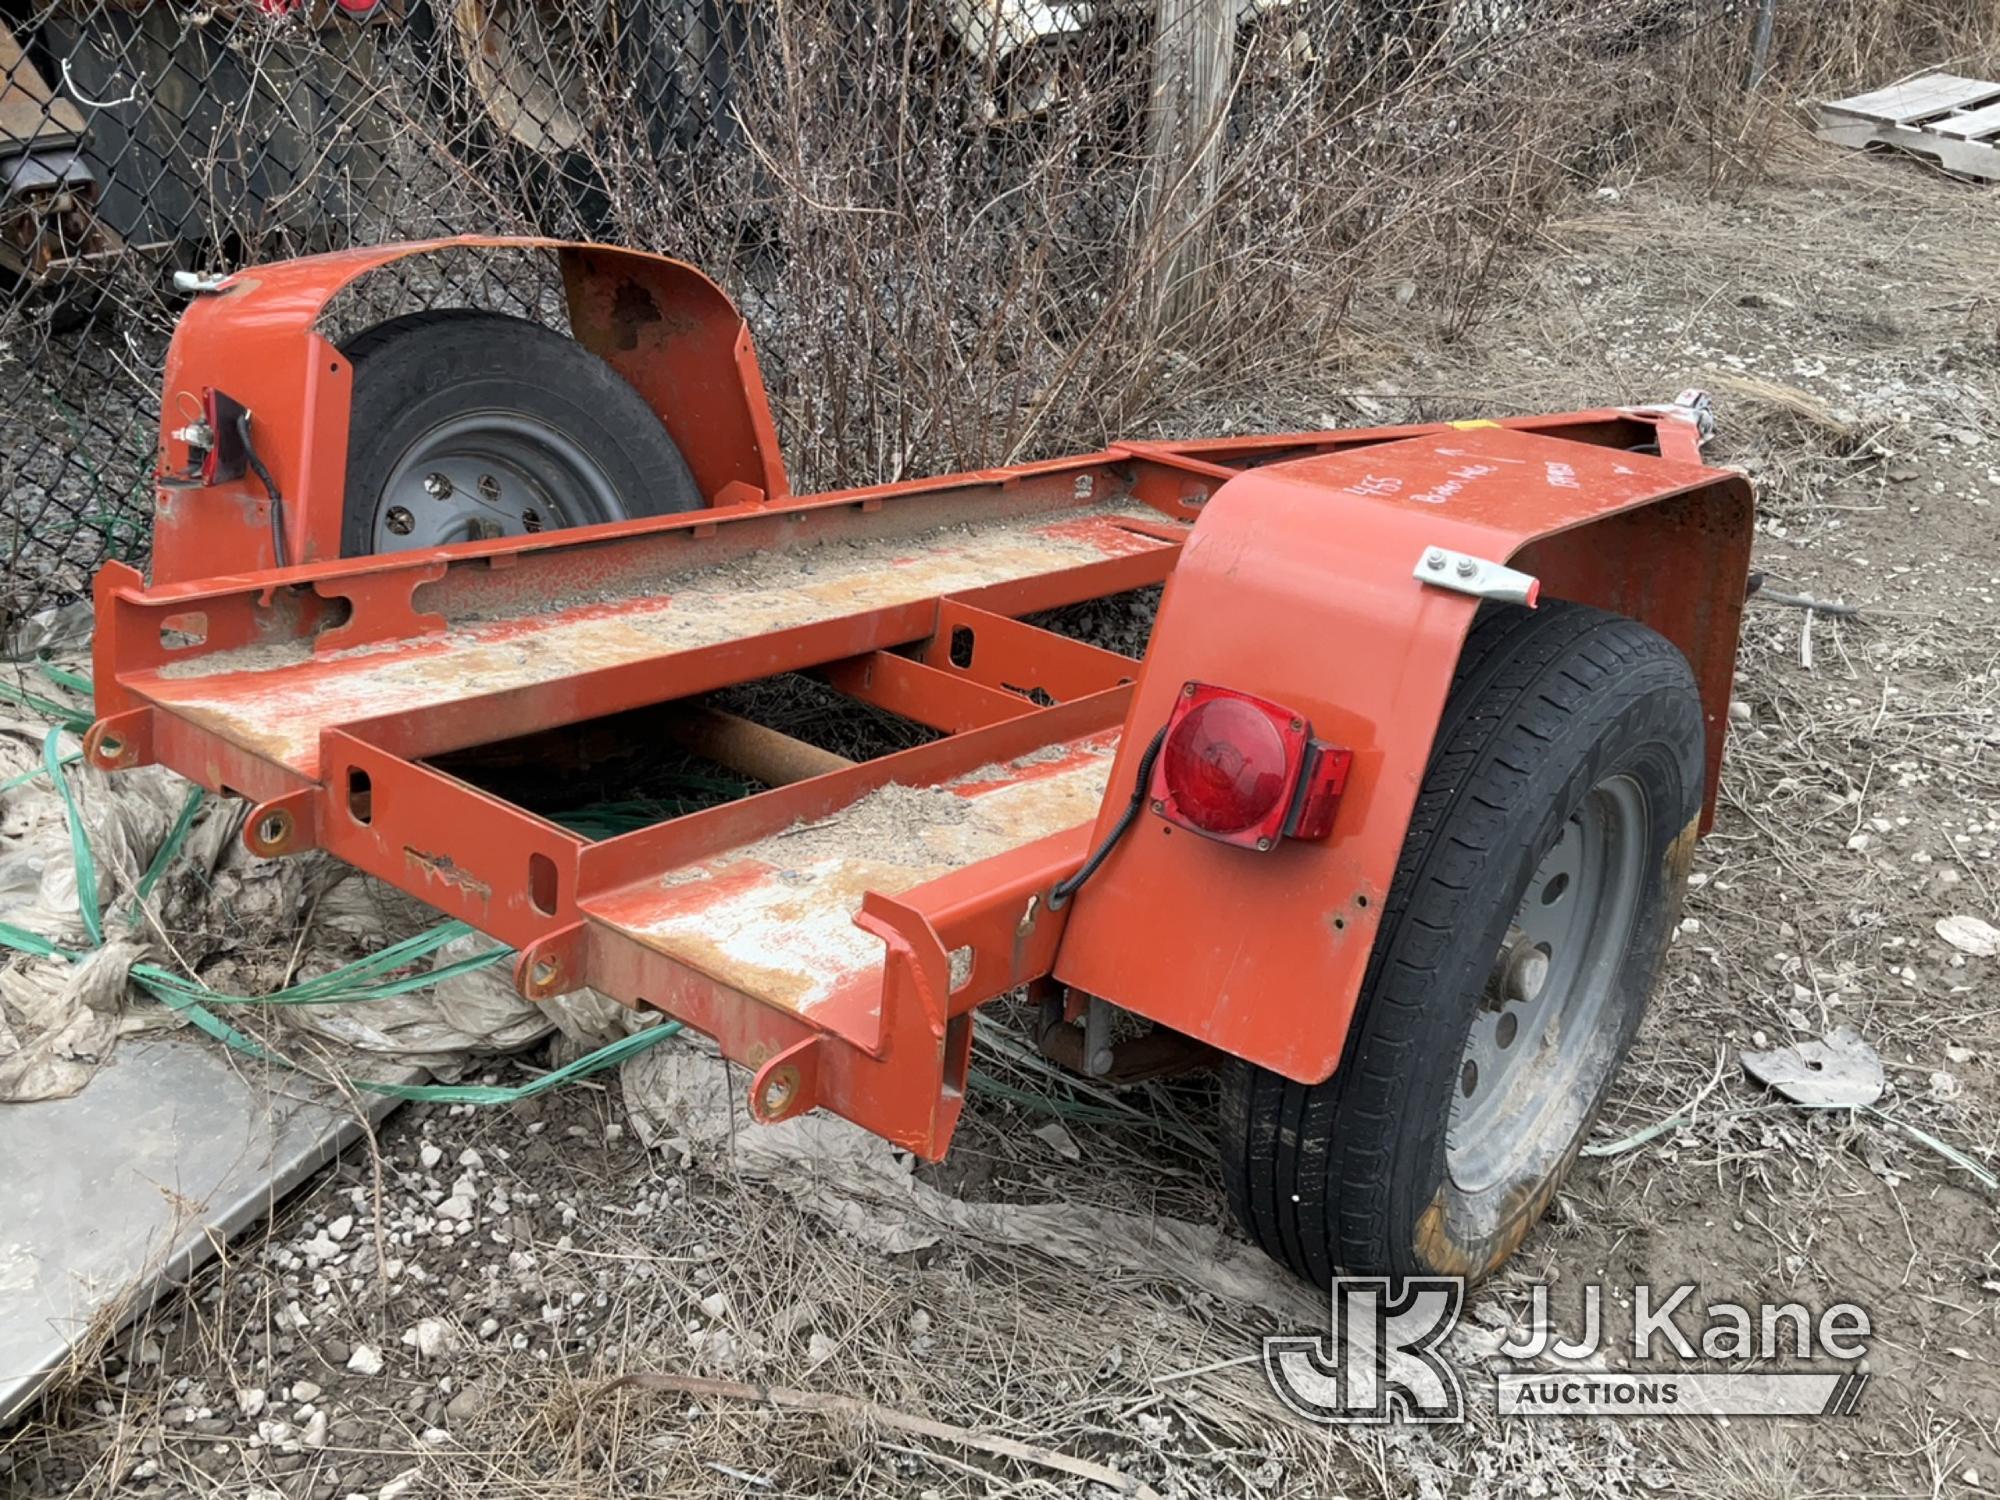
1508,946,1551,1004
385,506,415,536
1425,549,1447,571
1455,557,1478,578
422,472,453,500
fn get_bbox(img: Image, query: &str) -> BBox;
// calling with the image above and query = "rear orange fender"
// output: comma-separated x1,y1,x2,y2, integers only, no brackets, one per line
1051,423,1753,1084
151,236,786,585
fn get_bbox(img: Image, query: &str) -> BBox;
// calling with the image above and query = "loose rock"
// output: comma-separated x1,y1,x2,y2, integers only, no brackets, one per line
346,1344,385,1376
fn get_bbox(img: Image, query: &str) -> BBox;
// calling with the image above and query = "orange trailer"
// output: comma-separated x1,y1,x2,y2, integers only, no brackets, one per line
89,238,1753,1285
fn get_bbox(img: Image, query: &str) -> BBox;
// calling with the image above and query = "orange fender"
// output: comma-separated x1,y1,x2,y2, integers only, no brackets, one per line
151,236,786,584
1052,421,1752,1084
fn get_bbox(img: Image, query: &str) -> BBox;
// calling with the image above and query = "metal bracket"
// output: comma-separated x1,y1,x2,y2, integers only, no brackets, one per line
1628,387,1717,447
750,1037,821,1124
515,924,589,1002
1413,547,1541,607
243,789,320,859
1672,387,1717,444
83,708,154,772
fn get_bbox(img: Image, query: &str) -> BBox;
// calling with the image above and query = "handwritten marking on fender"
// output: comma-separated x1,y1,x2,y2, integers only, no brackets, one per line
1344,473,1405,499
1407,463,1506,506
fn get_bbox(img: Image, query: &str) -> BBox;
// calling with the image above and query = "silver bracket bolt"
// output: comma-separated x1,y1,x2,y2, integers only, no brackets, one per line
1413,546,1541,608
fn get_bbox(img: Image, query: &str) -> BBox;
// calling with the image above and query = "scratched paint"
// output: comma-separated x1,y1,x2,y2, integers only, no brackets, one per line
136,509,1165,777
588,735,1118,1017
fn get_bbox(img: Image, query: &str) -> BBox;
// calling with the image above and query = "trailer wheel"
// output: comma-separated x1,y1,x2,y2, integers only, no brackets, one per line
1220,601,1704,1286
339,310,702,556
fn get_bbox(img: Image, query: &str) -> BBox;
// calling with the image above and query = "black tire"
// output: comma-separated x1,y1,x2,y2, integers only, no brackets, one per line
1220,601,1705,1287
627,0,752,161
339,310,703,557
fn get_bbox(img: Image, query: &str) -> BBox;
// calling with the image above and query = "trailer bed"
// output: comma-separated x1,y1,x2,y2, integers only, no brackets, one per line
91,396,1741,1158
134,504,1167,777
91,478,1188,1152
589,733,1119,1021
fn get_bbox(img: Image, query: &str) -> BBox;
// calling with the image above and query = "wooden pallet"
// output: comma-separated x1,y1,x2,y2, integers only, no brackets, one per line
1816,73,2000,181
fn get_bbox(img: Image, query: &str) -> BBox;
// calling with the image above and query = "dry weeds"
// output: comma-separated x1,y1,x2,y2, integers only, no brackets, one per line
8,9,2000,1500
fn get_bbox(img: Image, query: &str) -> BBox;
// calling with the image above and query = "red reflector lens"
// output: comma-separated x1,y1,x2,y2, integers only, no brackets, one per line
1161,696,1290,835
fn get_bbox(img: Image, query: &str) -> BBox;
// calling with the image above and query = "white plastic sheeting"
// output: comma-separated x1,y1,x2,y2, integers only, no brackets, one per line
0,721,198,1100
623,1035,1315,1314
0,713,656,1098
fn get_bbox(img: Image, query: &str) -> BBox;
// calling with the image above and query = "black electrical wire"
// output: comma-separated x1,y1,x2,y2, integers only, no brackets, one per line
235,408,288,570
1048,723,1168,910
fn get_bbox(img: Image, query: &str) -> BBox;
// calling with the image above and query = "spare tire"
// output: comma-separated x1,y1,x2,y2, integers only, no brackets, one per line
338,309,703,556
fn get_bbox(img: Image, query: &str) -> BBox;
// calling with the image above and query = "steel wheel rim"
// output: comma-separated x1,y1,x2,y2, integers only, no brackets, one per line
371,410,625,552
1445,774,1649,1194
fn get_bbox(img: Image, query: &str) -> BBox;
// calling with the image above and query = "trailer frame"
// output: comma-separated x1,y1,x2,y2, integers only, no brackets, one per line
89,237,1754,1162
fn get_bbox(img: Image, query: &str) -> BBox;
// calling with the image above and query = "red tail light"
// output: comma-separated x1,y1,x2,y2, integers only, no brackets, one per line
1161,694,1291,836
199,389,249,486
1150,683,1350,850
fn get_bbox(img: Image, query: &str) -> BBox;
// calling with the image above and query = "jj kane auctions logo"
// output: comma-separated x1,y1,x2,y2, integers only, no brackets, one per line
1266,1279,1872,1422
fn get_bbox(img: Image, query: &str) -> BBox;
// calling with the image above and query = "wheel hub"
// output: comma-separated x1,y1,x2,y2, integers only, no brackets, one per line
1493,929,1550,1007
1446,775,1649,1194
371,410,625,553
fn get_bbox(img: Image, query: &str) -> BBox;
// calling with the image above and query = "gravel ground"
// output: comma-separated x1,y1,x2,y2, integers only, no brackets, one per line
5,121,2000,1500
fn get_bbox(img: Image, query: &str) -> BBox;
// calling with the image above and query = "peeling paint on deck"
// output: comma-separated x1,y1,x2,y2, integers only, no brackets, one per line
588,735,1119,1017
135,510,1165,777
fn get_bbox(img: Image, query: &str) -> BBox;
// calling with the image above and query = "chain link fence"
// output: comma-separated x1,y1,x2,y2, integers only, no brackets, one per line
0,0,1884,633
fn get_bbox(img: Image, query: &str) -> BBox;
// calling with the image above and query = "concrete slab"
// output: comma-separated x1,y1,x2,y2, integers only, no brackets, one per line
0,1037,406,1424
